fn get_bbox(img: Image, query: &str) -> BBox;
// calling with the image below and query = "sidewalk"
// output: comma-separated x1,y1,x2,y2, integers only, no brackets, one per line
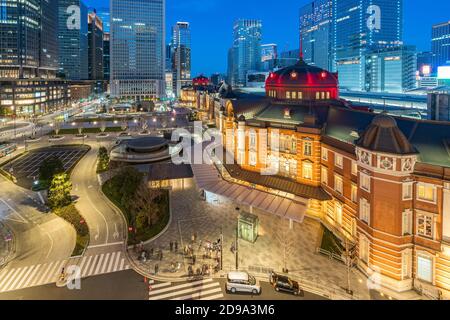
0,222,14,268
128,179,376,299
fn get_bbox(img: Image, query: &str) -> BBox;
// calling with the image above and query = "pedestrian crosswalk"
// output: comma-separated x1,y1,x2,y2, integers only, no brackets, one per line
148,279,224,301
0,251,130,293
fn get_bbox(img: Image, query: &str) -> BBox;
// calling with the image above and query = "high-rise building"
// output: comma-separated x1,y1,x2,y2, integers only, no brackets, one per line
261,44,278,71
103,33,110,81
210,73,225,87
417,51,434,76
88,12,104,80
58,0,89,80
432,21,450,69
0,0,58,79
228,19,262,87
110,0,165,100
300,0,333,71
332,0,403,91
172,22,191,96
365,46,417,93
278,49,300,68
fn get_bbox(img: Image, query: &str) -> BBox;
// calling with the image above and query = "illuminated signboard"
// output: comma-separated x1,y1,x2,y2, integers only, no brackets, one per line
422,65,431,76
437,66,450,79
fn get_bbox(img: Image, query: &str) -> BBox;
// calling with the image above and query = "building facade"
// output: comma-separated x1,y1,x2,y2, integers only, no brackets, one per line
432,21,450,70
261,44,278,72
365,46,417,93
57,0,88,80
203,58,450,299
172,22,191,97
103,32,110,81
228,20,263,87
332,0,403,91
110,0,165,100
300,0,333,71
88,12,104,81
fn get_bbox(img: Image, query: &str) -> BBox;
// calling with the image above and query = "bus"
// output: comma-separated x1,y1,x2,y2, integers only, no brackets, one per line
0,143,17,158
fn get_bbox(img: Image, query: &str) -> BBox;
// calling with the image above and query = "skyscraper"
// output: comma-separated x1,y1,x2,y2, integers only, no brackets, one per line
88,12,104,80
103,33,110,81
228,19,262,87
332,0,403,91
300,0,333,71
432,21,450,69
261,43,278,71
58,0,89,80
96,7,110,33
110,0,165,100
0,0,58,79
172,22,191,97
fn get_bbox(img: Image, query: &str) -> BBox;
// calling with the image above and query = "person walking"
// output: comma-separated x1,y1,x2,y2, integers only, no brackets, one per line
155,264,159,275
160,251,163,261
175,241,178,252
170,241,173,252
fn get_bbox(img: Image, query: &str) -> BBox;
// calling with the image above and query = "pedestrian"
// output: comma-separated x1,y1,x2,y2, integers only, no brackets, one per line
155,264,159,275
170,241,173,252
175,241,178,252
150,247,154,257
160,251,163,261
192,254,196,265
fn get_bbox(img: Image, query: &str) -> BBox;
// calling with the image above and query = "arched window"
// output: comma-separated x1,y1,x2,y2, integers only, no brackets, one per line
326,91,330,99
298,92,303,99
292,92,297,99
316,92,320,100
286,91,291,99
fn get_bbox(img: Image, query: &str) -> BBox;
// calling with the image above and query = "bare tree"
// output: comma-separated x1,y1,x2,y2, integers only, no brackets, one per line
274,217,296,273
131,181,162,227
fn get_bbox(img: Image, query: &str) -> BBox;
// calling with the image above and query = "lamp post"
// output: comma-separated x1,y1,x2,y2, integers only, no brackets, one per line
10,105,16,140
234,207,240,271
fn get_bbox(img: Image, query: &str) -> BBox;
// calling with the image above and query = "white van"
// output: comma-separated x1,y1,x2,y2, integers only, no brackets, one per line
226,271,261,295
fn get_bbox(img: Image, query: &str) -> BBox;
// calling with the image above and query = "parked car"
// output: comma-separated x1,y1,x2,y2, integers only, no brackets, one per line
269,272,302,296
226,271,261,295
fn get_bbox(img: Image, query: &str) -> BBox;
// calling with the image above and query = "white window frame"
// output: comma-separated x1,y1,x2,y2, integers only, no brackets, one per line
416,211,435,239
303,140,313,157
334,174,343,195
359,235,369,264
360,172,371,192
321,147,328,161
302,161,313,180
416,183,437,204
417,253,434,284
351,184,358,203
351,161,358,176
335,202,343,225
402,182,414,201
249,151,257,167
402,209,413,236
335,154,344,169
401,250,412,280
321,167,328,185
360,198,370,224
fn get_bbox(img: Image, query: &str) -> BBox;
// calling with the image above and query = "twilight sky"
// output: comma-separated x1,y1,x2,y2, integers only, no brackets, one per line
86,0,450,76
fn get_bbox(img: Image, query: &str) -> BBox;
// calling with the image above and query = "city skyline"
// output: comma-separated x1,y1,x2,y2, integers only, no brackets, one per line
83,0,450,76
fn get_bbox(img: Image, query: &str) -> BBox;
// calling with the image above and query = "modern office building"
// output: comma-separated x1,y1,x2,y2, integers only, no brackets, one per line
428,90,450,121
110,0,165,100
58,0,89,80
332,0,403,91
432,21,450,70
88,12,104,80
278,49,300,68
300,0,333,71
103,33,110,81
0,0,58,79
228,19,263,87
96,7,110,33
417,52,434,76
261,44,277,71
365,46,417,93
172,22,191,96
210,73,226,87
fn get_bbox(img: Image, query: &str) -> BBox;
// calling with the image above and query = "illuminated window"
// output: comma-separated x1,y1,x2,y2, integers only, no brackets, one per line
417,255,433,283
402,210,412,235
351,184,358,202
351,161,358,175
303,162,313,180
360,173,371,192
286,91,291,99
402,183,413,200
335,202,343,225
316,92,320,99
321,167,328,185
326,92,330,99
359,235,369,264
249,151,257,167
417,184,436,203
321,92,325,99
292,91,297,99
417,213,433,238
335,154,343,169
303,141,312,156
334,175,343,195
360,198,370,224
298,92,303,99
321,147,328,161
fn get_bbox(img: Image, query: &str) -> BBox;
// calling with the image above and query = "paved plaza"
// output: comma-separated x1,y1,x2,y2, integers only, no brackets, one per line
130,179,373,299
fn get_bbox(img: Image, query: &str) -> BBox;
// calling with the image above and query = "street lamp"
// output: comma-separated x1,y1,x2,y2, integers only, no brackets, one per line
10,105,16,140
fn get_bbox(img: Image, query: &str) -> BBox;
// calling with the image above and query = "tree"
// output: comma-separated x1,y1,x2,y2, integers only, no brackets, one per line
130,182,162,228
274,217,296,273
97,147,110,172
39,156,64,182
48,173,72,209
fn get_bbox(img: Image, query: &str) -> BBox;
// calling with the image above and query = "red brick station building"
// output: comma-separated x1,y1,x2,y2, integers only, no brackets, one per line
182,59,450,298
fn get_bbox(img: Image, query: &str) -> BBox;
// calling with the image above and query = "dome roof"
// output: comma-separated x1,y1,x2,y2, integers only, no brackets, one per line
265,58,338,89
356,113,417,155
238,114,246,122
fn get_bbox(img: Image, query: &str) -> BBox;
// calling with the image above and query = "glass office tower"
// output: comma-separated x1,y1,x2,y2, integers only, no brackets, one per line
58,0,89,80
110,0,165,100
300,0,333,71
228,19,262,87
332,0,403,91
172,22,191,97
88,12,104,80
432,21,450,69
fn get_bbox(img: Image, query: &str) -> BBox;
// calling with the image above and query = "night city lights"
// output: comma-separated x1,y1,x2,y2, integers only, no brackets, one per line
1,0,450,317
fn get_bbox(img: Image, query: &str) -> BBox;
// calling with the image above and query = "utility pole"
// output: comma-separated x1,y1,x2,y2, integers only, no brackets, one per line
220,226,224,271
235,225,239,271
345,238,355,295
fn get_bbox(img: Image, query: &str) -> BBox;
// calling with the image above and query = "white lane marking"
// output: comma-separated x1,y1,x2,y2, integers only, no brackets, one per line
81,256,93,277
149,279,213,296
171,286,223,301
1,268,23,291
22,264,42,288
45,260,66,284
100,253,111,274
149,282,220,301
87,242,123,249
106,252,116,273
112,252,121,272
94,254,105,275
86,255,99,277
0,268,17,288
150,282,172,289
78,256,88,271
199,293,225,300
119,258,125,270
11,266,36,291
33,262,55,286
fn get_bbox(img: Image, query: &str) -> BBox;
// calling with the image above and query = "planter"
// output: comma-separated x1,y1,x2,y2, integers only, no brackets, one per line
48,136,65,142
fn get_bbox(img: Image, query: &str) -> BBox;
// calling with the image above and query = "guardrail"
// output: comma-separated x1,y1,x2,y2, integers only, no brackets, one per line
316,247,346,264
